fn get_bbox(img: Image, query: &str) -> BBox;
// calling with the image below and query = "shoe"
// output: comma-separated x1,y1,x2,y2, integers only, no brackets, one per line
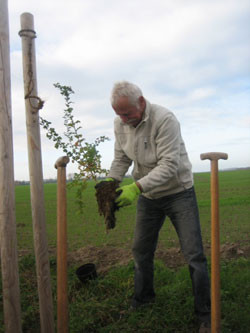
130,297,155,311
199,321,211,333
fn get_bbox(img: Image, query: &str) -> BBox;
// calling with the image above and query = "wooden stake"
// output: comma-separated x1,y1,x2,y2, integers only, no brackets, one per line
0,1,22,332
55,156,70,333
19,12,54,333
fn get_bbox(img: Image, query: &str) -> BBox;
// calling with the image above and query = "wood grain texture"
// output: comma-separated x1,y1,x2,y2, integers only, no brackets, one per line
0,1,22,331
56,158,69,333
210,160,221,333
20,12,55,333
200,152,228,333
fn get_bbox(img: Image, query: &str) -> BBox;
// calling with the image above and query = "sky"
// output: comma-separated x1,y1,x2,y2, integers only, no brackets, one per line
5,0,250,180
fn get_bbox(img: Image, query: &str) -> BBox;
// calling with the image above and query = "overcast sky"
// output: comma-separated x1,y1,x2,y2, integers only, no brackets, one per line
6,0,250,180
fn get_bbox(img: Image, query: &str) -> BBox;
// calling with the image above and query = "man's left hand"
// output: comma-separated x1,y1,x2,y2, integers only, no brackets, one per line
115,182,141,207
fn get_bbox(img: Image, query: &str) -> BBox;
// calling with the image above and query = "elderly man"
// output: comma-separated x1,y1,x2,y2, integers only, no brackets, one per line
106,81,211,332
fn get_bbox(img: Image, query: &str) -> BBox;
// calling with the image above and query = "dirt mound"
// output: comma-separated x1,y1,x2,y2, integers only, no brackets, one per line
68,245,133,274
18,242,250,275
220,243,250,259
69,242,250,275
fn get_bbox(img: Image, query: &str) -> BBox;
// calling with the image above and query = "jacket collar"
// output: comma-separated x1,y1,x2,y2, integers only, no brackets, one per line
142,99,150,123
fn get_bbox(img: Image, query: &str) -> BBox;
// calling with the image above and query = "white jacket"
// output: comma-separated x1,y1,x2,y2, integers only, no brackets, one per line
108,100,193,199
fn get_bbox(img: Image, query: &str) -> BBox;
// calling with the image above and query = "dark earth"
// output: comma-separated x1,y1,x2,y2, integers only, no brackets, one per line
17,242,250,275
68,242,250,275
95,179,120,231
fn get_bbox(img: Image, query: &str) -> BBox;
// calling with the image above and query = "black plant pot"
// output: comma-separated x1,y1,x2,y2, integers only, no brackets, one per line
76,263,97,283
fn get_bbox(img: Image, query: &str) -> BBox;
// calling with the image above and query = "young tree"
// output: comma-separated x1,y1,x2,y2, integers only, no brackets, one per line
40,83,109,212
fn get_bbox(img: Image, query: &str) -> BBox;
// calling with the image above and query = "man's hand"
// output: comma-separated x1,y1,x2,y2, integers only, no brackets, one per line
115,182,141,207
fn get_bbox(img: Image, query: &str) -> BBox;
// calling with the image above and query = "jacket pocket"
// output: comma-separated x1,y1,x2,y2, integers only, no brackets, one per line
137,135,157,167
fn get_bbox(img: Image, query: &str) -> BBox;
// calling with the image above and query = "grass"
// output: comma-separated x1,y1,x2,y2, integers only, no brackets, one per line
194,170,250,246
0,169,250,332
14,169,250,251
1,256,250,332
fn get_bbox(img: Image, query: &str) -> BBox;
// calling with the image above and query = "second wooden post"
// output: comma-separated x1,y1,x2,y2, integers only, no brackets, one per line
19,12,54,333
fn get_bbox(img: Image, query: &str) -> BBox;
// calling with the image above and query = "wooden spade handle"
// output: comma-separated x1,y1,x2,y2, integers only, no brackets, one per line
200,152,228,161
55,156,69,333
55,156,70,169
200,152,228,333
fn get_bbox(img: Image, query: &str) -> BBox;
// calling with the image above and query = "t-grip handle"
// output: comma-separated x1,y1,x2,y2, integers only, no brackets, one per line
200,152,228,161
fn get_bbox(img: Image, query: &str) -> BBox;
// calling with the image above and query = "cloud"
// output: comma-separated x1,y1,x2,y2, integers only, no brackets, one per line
4,0,250,180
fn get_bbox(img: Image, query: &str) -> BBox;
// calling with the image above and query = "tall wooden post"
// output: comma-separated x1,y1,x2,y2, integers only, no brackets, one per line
55,156,70,333
0,0,22,332
19,13,55,333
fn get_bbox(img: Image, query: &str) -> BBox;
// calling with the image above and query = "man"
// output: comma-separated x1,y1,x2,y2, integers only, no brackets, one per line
105,81,211,332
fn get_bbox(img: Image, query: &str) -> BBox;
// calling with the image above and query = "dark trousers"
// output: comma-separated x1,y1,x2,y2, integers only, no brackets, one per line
132,187,211,321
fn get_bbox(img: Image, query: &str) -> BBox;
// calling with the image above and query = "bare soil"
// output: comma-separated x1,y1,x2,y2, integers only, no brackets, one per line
68,242,250,275
17,242,250,275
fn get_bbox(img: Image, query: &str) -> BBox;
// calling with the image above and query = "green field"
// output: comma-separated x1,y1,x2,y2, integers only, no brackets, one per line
15,169,250,252
1,169,250,332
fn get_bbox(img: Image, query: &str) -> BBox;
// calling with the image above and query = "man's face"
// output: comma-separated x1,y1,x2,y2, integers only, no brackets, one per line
112,96,146,127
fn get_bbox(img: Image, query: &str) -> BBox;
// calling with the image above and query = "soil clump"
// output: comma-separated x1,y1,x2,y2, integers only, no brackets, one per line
95,180,120,231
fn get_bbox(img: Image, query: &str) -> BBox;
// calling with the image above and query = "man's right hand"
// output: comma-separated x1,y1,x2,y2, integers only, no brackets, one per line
115,182,141,207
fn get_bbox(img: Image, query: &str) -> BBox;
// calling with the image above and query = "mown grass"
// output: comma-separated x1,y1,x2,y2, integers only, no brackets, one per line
0,169,250,332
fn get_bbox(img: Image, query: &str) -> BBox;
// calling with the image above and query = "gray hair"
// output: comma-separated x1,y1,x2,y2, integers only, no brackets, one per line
110,81,143,107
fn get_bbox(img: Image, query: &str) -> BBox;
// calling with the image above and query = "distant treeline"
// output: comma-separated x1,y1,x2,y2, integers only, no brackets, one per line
14,174,133,186
14,167,250,186
15,179,57,186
